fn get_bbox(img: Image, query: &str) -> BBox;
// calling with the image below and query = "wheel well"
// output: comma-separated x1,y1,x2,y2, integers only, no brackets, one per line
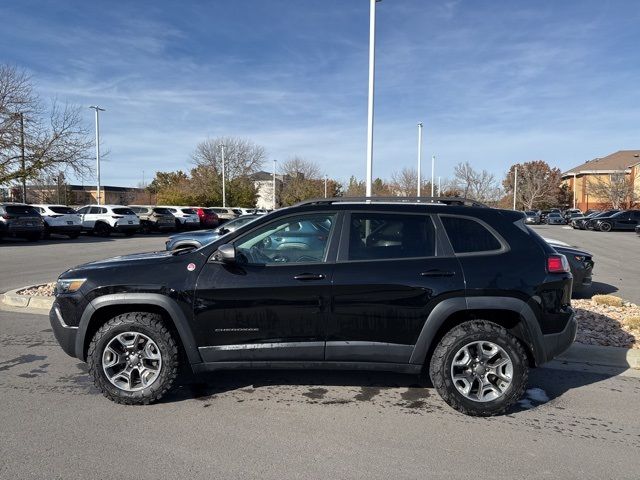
82,304,186,362
425,309,536,368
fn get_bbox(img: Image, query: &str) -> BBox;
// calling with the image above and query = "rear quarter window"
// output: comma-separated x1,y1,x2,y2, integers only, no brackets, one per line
6,205,39,215
113,208,135,215
181,208,196,214
49,206,76,214
440,216,503,254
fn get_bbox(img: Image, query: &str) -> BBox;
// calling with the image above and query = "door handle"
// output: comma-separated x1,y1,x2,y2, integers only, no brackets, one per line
420,270,455,277
294,273,325,281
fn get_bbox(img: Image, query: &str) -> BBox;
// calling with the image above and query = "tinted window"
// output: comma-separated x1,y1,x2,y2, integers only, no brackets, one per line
348,213,435,261
181,208,196,214
6,205,39,215
113,208,135,215
441,216,502,253
89,207,101,214
152,208,172,215
235,213,335,265
50,206,76,214
76,207,89,214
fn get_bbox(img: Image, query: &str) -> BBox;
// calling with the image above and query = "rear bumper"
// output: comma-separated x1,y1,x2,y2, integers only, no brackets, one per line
539,311,577,364
49,225,82,233
113,224,139,233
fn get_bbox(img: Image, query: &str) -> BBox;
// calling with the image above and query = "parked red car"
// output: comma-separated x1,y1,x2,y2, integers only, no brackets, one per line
195,207,219,228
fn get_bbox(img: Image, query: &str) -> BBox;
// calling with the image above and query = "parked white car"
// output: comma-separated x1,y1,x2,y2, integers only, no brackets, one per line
231,207,255,216
210,207,238,223
31,204,82,239
161,206,200,230
75,205,140,237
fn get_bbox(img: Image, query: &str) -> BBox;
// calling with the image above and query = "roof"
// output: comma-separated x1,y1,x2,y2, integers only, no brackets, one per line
562,150,640,177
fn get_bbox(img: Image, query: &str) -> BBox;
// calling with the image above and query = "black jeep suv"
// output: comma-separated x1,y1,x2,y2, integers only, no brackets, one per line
50,198,575,416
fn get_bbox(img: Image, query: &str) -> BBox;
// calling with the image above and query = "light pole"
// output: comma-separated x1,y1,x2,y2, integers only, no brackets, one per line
365,0,382,197
513,165,518,210
272,159,277,210
219,144,226,207
430,155,435,197
573,173,577,209
417,122,423,196
89,106,105,205
324,174,328,198
17,112,26,203
437,176,441,196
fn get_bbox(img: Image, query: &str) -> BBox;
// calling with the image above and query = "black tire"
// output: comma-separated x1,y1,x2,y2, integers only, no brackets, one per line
599,222,612,232
87,312,179,405
429,320,528,416
123,230,136,237
174,219,183,232
42,224,51,239
94,222,111,237
68,232,80,239
141,222,152,235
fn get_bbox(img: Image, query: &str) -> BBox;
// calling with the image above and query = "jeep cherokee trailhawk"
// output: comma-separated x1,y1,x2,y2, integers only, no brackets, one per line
50,197,576,416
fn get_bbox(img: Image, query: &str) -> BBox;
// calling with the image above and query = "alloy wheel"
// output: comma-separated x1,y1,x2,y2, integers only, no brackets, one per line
102,331,162,392
450,340,513,402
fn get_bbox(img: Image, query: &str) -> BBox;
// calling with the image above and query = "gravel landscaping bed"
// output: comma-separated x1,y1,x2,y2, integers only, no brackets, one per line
16,282,55,297
573,299,640,349
13,283,640,350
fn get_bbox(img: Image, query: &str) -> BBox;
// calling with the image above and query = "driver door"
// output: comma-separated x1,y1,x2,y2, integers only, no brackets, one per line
193,211,341,363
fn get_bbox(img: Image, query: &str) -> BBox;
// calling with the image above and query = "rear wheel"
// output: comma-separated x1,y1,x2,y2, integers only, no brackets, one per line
68,232,80,239
94,222,111,237
141,222,152,234
429,320,528,416
87,312,179,405
25,232,42,242
42,224,51,239
123,230,136,237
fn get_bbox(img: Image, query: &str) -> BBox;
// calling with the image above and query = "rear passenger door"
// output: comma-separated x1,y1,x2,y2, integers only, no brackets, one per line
328,211,464,364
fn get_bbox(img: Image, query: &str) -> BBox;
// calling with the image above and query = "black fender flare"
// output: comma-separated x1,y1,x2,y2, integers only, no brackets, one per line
409,296,545,366
75,293,202,365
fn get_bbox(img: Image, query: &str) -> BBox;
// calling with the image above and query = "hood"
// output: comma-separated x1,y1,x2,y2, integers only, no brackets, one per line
169,229,216,241
68,250,178,272
552,244,592,257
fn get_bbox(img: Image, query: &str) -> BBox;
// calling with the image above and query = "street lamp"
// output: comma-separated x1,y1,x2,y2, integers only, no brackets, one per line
417,122,423,196
272,159,277,210
365,0,382,197
219,144,226,207
89,106,105,205
513,165,518,210
573,173,577,210
431,155,435,197
324,174,328,198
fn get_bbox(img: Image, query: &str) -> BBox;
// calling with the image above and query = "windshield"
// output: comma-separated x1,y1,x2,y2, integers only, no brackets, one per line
6,205,39,215
152,208,172,215
49,206,76,214
113,208,136,215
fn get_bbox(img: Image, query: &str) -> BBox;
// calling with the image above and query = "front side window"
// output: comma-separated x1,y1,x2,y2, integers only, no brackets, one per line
440,216,502,254
348,213,436,261
235,213,335,265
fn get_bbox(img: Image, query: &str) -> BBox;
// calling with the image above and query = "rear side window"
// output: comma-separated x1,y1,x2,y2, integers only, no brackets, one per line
181,208,196,214
440,216,502,254
348,213,436,261
50,206,76,214
113,208,135,215
153,208,171,215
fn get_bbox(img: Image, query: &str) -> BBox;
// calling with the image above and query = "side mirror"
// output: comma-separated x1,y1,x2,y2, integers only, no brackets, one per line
219,227,229,235
212,243,236,263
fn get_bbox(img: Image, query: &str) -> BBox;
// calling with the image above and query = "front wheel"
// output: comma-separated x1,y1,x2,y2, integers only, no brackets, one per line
599,222,612,232
429,320,528,416
94,222,111,237
87,312,179,405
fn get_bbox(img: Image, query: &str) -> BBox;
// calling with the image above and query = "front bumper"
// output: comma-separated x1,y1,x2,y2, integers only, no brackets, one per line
49,303,79,359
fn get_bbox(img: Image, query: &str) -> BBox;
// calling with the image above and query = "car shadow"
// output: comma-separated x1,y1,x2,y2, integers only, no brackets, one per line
573,281,619,299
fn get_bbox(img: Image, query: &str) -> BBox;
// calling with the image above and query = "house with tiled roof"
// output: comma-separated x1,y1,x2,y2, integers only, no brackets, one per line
561,150,640,211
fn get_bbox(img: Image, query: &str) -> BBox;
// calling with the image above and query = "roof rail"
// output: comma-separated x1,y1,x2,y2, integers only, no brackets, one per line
293,196,489,208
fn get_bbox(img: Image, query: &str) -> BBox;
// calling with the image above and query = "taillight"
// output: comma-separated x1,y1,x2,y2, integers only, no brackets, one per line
547,255,570,273
112,215,124,219
49,214,63,218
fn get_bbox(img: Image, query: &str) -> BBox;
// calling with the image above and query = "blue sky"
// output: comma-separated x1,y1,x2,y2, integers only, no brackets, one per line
2,0,639,187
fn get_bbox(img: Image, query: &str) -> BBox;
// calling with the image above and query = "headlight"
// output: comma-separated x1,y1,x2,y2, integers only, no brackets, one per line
56,278,86,294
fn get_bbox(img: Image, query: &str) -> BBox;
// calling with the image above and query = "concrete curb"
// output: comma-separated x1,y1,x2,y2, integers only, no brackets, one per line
1,286,54,311
556,342,640,370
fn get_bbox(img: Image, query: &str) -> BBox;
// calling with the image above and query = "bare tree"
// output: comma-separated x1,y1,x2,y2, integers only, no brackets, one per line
0,65,92,186
191,136,265,180
390,167,417,196
588,173,637,209
279,156,323,205
453,162,501,202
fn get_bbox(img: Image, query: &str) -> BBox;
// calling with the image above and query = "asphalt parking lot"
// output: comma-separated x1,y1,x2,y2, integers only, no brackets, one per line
1,227,640,478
